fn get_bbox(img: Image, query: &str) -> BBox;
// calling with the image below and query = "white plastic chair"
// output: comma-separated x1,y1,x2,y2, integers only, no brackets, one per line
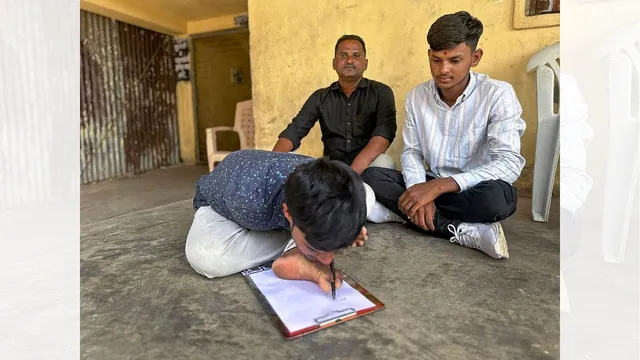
206,99,254,171
526,41,560,222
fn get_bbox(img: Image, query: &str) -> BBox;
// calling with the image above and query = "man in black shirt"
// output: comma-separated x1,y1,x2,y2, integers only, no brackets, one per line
272,34,398,175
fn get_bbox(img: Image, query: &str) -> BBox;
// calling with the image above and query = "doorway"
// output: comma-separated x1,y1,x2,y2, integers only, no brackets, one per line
192,29,251,163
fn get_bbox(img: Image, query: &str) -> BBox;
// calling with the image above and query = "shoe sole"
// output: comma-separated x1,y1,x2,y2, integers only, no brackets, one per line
494,223,509,259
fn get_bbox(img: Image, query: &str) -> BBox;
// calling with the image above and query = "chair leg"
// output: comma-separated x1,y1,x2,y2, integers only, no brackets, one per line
532,115,560,222
531,65,559,223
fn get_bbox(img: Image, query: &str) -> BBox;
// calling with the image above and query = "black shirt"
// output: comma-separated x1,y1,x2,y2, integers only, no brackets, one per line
278,78,397,165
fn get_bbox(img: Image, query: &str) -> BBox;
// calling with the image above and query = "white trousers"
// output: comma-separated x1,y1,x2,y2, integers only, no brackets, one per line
185,153,396,278
185,206,292,278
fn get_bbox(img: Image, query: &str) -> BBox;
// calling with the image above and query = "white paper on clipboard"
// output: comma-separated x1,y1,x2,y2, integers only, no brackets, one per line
248,269,375,333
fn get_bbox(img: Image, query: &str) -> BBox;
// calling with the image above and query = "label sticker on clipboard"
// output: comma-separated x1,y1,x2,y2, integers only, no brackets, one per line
314,308,356,326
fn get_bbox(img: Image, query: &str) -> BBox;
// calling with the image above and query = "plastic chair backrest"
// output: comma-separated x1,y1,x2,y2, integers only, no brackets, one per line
526,41,560,82
234,100,254,149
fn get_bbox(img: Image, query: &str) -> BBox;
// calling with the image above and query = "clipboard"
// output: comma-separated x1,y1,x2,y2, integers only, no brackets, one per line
241,261,385,339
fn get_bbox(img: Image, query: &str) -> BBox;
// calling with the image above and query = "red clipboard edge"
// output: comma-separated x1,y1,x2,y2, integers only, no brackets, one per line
241,263,385,340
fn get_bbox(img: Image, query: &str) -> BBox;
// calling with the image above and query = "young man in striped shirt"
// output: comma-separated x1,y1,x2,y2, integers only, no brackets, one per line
362,11,526,259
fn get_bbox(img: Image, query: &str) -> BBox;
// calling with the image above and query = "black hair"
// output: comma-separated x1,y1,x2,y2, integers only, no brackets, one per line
334,34,367,56
427,11,483,51
284,158,367,252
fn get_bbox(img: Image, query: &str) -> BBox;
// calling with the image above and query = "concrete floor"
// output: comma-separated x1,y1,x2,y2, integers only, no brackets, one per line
81,165,210,225
81,165,559,360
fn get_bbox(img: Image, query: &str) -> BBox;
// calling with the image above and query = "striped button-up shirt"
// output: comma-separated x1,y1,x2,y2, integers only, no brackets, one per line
401,71,526,192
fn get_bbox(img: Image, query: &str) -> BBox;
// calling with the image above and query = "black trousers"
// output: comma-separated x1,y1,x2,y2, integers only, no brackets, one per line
361,167,518,237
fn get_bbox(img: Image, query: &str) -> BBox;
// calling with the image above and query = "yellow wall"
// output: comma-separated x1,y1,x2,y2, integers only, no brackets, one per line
249,0,560,193
188,14,246,35
176,81,197,164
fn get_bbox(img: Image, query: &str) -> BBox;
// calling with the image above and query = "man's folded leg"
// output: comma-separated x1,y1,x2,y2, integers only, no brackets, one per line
432,179,518,259
435,179,518,223
362,166,517,259
361,166,407,224
368,153,397,171
185,206,291,278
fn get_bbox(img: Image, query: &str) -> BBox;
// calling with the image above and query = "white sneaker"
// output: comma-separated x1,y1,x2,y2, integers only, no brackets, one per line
447,222,509,259
367,201,405,224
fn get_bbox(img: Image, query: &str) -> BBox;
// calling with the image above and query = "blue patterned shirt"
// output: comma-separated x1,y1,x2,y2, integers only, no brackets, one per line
193,150,314,231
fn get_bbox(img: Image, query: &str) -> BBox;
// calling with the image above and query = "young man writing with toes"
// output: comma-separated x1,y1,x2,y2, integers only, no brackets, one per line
185,149,372,292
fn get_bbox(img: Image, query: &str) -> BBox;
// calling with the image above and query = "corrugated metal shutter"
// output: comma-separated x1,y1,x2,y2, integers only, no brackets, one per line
193,30,251,162
80,10,180,184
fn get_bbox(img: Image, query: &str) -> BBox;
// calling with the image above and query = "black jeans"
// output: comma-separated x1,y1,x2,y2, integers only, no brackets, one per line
361,167,518,238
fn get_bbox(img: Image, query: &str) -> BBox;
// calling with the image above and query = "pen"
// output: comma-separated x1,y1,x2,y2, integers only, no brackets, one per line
330,260,336,300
